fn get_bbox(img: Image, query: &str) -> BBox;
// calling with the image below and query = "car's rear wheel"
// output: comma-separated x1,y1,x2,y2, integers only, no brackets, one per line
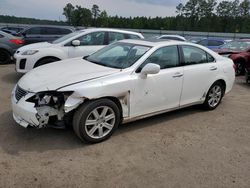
235,61,245,76
203,82,224,110
34,57,60,68
73,99,120,143
0,49,11,65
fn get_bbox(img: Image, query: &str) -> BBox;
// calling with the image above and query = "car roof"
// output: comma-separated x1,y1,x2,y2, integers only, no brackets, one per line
80,28,143,36
119,39,193,47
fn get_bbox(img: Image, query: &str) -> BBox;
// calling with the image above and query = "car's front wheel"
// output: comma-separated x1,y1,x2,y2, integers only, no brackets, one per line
203,82,224,110
73,99,120,143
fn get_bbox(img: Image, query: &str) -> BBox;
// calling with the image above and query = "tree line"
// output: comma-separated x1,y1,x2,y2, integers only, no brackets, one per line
1,0,250,33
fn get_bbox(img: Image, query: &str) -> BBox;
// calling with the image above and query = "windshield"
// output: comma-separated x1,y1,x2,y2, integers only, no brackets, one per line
220,40,250,51
86,42,151,69
52,31,83,44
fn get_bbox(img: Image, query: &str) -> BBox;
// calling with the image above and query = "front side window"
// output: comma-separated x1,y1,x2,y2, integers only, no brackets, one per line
53,31,82,44
86,42,151,69
43,27,60,35
137,46,179,72
77,32,105,46
182,45,214,65
108,32,125,44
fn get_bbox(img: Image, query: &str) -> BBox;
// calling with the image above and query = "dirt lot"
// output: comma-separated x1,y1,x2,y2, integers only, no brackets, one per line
0,64,250,188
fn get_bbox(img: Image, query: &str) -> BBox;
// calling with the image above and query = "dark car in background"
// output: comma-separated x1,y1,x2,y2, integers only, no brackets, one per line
17,26,74,44
216,39,250,76
197,38,226,50
0,31,24,64
1,26,26,35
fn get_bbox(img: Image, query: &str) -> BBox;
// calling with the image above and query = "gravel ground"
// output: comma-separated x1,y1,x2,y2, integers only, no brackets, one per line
0,64,250,188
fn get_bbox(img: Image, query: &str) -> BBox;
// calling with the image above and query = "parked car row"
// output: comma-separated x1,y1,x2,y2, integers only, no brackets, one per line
1,26,249,84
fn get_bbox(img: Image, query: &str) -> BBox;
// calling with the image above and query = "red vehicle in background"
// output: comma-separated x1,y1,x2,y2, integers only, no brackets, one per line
216,39,250,77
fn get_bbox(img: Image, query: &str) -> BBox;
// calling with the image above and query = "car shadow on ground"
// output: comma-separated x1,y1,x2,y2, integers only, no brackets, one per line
115,105,205,136
1,71,22,84
0,105,206,155
0,111,84,155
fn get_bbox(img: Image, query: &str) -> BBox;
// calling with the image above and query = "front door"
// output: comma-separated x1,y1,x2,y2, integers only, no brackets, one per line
68,31,106,58
130,45,184,117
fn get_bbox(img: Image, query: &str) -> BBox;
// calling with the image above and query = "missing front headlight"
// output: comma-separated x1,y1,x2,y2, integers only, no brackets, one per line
26,91,73,108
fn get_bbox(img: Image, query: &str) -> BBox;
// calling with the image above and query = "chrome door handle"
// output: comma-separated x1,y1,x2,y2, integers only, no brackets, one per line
210,66,217,71
173,72,183,78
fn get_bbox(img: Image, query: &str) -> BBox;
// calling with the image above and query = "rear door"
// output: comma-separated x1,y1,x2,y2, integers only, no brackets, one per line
179,45,219,106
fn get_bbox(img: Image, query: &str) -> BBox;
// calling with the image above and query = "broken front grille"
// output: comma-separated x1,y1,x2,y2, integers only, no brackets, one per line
15,85,28,101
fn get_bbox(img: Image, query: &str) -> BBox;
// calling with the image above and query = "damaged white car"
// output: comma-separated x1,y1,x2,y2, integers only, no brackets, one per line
11,39,235,143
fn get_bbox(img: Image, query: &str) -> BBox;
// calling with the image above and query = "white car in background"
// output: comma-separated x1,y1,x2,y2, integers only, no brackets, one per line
12,39,235,143
14,28,144,73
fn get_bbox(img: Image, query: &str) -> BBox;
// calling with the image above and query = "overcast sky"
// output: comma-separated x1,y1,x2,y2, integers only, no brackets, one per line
0,0,188,20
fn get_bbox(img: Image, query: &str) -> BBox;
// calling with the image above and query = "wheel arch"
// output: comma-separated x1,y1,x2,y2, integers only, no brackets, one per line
34,56,61,68
212,79,226,96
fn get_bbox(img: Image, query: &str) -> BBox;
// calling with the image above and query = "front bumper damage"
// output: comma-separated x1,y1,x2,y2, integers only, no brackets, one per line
11,85,83,128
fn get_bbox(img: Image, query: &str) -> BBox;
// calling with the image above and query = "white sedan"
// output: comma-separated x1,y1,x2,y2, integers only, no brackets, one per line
11,39,235,143
14,28,144,73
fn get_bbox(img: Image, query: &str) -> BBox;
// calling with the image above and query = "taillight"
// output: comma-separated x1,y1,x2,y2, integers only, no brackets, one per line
9,39,24,45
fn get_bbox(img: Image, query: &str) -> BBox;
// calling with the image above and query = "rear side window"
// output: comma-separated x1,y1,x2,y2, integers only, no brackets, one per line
60,28,72,34
182,45,215,65
208,40,224,46
126,34,141,39
108,32,125,44
26,27,41,35
77,31,105,46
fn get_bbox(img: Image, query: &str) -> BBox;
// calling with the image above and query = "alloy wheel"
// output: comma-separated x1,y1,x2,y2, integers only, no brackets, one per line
208,85,222,108
84,106,116,139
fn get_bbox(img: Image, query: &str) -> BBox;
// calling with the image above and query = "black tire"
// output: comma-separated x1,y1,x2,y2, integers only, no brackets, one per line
0,49,11,65
235,61,245,76
34,57,60,68
73,99,120,143
202,82,225,110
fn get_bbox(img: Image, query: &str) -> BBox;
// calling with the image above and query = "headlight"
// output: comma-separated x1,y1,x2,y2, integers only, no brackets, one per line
22,50,39,55
26,91,73,107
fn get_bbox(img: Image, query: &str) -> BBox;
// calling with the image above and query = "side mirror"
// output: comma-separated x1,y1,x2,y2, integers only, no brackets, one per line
141,63,160,78
71,40,80,46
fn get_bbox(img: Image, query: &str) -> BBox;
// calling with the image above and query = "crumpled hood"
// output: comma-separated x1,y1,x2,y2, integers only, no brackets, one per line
18,57,120,92
17,42,55,52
